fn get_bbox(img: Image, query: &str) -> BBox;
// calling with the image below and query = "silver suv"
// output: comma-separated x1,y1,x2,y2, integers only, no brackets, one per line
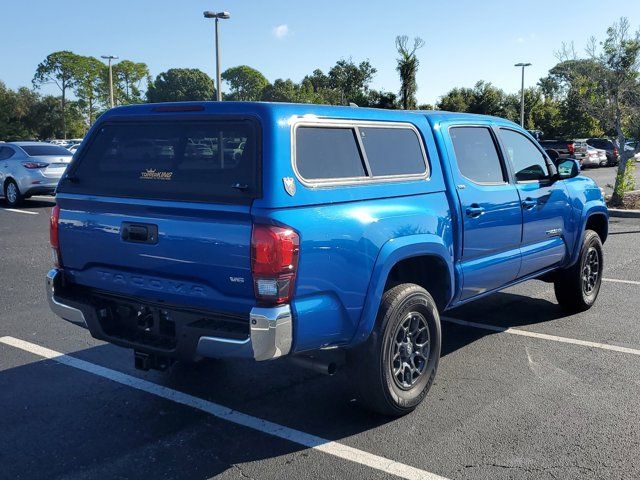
0,142,72,206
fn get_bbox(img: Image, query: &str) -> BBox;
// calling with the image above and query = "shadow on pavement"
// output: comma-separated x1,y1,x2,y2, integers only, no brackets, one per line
442,289,567,356
0,288,572,479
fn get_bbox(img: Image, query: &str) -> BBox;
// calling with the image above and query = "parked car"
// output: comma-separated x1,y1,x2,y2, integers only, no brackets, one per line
586,138,619,166
46,103,608,416
585,145,607,167
0,142,72,206
539,139,588,164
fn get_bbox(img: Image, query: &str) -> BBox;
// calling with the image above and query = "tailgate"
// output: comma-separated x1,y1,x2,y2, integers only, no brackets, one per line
57,197,254,314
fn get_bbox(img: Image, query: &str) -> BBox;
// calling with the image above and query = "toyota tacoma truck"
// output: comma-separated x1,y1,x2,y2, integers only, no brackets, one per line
46,102,608,416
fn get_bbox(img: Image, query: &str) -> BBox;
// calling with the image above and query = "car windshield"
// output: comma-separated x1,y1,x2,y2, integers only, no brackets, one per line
21,145,72,156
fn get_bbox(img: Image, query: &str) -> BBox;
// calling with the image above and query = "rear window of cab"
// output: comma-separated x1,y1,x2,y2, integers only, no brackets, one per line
294,122,428,184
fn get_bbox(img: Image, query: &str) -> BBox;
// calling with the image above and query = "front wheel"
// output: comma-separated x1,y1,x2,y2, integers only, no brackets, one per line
349,284,441,416
554,230,603,312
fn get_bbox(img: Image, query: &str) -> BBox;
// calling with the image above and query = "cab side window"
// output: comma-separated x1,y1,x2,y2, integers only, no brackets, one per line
450,127,505,184
500,129,550,181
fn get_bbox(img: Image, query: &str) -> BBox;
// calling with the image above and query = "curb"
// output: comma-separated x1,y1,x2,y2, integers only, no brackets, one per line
608,208,640,219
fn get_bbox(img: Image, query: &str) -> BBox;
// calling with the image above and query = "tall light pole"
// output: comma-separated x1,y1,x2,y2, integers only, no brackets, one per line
203,11,230,101
101,55,119,108
514,62,531,127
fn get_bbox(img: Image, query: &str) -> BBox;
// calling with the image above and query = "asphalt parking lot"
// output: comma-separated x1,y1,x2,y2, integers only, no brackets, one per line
1,196,639,480
582,163,640,195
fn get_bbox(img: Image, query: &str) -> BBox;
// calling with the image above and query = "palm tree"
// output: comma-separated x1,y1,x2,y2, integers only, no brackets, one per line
396,36,425,110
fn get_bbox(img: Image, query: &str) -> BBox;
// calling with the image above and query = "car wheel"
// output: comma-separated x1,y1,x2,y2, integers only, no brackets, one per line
4,180,23,207
349,283,441,416
554,230,603,313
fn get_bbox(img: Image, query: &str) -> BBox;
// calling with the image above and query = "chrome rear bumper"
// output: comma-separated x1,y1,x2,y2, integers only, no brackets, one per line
46,269,87,328
196,305,292,361
46,269,292,361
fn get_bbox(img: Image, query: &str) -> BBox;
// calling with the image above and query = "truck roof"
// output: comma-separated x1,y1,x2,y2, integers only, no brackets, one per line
98,101,520,127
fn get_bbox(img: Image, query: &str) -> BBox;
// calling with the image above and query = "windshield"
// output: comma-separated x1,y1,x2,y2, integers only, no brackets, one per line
22,145,72,156
59,119,260,203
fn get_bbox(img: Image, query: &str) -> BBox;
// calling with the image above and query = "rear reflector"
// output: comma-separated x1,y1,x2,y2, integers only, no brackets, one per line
50,205,62,267
251,224,299,305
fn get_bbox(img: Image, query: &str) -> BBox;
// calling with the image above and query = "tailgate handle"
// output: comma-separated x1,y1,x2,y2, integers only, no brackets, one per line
121,223,158,244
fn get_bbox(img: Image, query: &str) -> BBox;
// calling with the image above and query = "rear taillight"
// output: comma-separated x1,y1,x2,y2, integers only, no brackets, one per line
567,143,575,155
50,205,62,267
251,224,299,305
22,161,49,169
614,147,619,157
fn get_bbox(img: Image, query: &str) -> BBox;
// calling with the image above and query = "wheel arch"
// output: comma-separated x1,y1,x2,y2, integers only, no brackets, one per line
585,212,608,243
351,234,454,346
568,205,609,266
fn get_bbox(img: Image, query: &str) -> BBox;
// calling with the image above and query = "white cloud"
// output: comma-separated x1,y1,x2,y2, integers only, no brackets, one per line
516,37,525,44
273,24,290,39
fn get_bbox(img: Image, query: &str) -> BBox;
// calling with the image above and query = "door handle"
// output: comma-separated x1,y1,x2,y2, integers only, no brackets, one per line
465,204,485,218
121,222,158,244
522,198,537,210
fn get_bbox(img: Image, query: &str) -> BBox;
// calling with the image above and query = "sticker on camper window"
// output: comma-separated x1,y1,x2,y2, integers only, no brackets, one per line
140,169,173,181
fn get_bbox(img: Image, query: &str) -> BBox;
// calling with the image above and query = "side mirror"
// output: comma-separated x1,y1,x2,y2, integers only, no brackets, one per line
556,159,580,179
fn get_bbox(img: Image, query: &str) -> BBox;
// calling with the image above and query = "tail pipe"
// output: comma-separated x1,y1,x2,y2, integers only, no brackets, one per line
289,354,340,376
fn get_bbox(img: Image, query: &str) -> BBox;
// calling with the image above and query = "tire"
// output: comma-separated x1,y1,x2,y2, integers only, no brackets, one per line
349,283,441,416
4,179,23,207
554,230,603,313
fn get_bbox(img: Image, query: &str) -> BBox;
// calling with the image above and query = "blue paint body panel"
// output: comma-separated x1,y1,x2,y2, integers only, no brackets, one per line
55,102,608,356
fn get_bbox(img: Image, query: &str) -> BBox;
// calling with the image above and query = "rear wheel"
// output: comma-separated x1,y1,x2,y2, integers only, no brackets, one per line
4,180,23,207
349,283,441,416
554,230,603,312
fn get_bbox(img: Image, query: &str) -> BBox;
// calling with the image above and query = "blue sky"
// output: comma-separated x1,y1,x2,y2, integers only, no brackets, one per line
2,0,640,104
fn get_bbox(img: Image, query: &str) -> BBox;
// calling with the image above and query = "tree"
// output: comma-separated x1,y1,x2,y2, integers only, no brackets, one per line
146,68,215,103
33,51,81,139
541,59,603,138
73,55,106,129
328,59,377,105
437,81,513,118
0,82,39,140
261,79,305,103
303,69,331,93
437,86,474,112
555,18,640,205
222,65,269,101
30,96,85,139
366,90,398,109
112,60,149,104
395,36,425,110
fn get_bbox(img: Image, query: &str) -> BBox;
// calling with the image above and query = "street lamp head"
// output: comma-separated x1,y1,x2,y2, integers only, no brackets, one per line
203,11,230,19
514,62,532,67
101,55,119,60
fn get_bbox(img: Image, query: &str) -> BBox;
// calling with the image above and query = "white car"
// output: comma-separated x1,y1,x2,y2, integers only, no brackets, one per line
586,145,608,167
0,142,72,206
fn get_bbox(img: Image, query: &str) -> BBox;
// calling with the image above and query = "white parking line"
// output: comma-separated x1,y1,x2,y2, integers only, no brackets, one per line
30,196,56,201
1,208,38,215
0,336,448,480
603,278,640,286
442,317,640,356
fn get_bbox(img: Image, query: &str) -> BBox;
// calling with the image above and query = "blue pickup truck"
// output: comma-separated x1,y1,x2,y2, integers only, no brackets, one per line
46,102,608,416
